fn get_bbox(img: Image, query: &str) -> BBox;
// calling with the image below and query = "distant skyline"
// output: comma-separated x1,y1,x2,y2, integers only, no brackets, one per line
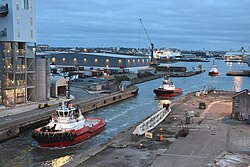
37,0,250,51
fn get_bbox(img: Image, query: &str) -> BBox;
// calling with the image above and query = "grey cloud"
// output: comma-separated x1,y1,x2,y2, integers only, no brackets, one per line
37,0,250,50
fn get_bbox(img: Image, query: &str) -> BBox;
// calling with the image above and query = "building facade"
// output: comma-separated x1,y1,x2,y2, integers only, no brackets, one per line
0,0,36,106
37,52,150,68
232,89,250,120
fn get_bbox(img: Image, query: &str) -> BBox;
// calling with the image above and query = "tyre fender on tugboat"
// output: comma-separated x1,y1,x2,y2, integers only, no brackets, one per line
7,129,13,136
32,131,38,138
57,133,64,141
48,133,53,141
64,132,71,141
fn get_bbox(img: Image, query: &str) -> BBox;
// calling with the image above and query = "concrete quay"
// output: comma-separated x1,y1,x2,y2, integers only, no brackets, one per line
71,91,250,167
226,70,250,76
131,74,164,84
0,86,138,143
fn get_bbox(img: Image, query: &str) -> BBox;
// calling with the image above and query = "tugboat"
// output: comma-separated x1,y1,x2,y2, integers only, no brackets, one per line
208,59,219,76
153,76,182,98
32,100,106,148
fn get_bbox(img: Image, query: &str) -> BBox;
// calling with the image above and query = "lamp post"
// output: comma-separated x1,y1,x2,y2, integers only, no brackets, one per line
106,65,109,77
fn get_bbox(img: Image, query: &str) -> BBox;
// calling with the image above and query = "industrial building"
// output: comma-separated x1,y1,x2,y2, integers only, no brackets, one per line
0,0,38,107
232,89,250,121
50,76,68,98
36,52,150,68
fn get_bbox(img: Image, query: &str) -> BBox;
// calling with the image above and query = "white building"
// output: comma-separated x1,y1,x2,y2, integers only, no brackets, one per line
0,0,37,106
224,51,250,62
155,50,181,59
0,0,36,42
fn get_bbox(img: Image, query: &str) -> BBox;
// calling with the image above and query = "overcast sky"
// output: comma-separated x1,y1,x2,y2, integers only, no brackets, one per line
37,0,250,51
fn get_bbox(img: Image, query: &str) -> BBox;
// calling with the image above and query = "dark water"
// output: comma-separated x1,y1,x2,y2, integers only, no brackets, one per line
0,60,249,167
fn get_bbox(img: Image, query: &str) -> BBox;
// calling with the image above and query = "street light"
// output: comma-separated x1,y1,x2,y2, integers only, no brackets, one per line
106,65,109,77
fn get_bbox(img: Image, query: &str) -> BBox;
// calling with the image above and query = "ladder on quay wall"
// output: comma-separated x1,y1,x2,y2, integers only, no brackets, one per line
200,84,215,95
133,104,171,136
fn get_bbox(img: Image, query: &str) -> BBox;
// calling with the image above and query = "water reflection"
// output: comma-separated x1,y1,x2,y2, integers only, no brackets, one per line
233,77,242,92
42,155,73,167
52,155,73,167
226,62,233,66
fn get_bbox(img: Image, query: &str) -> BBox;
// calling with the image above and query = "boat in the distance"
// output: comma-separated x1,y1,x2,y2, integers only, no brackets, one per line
153,76,182,98
31,100,106,148
208,59,219,76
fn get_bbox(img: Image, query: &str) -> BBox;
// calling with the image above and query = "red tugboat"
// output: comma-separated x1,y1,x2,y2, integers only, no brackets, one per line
208,64,219,76
32,100,106,148
208,59,219,76
153,76,182,98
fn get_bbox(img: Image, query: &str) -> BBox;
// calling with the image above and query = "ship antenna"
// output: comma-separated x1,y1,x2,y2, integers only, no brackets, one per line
167,65,170,77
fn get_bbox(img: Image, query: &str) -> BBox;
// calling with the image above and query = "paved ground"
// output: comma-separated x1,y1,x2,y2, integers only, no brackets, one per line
74,91,250,167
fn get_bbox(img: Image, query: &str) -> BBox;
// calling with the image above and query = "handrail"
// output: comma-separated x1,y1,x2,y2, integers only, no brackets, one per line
133,105,171,136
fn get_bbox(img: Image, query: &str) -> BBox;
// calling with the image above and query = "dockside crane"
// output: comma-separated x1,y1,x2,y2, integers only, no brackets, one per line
139,18,156,66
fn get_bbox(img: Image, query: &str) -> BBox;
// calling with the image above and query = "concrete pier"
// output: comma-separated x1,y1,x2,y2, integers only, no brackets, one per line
71,91,250,167
226,70,250,76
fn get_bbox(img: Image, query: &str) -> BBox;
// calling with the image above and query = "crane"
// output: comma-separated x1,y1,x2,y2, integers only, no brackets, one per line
139,18,156,66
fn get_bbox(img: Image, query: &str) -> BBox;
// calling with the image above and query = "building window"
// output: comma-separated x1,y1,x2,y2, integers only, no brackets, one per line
17,28,20,37
83,58,87,62
138,59,140,63
118,59,122,63
17,16,20,24
24,0,29,9
133,59,135,63
16,3,20,10
30,30,33,38
127,60,130,63
94,58,98,63
30,17,33,26
73,58,77,63
105,59,109,63
235,99,239,107
30,4,32,13
62,58,66,62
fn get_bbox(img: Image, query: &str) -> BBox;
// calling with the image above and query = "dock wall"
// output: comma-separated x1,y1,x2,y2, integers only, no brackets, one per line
78,87,138,113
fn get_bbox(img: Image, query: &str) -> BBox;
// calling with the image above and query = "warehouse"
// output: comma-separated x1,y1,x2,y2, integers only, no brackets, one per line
36,52,150,68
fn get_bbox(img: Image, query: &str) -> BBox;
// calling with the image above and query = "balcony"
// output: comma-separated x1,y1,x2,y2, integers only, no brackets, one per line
0,4,8,17
0,28,7,38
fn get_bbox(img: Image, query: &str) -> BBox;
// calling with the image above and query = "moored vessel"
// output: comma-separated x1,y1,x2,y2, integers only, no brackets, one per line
31,100,106,148
153,76,182,98
208,59,219,76
243,55,250,67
